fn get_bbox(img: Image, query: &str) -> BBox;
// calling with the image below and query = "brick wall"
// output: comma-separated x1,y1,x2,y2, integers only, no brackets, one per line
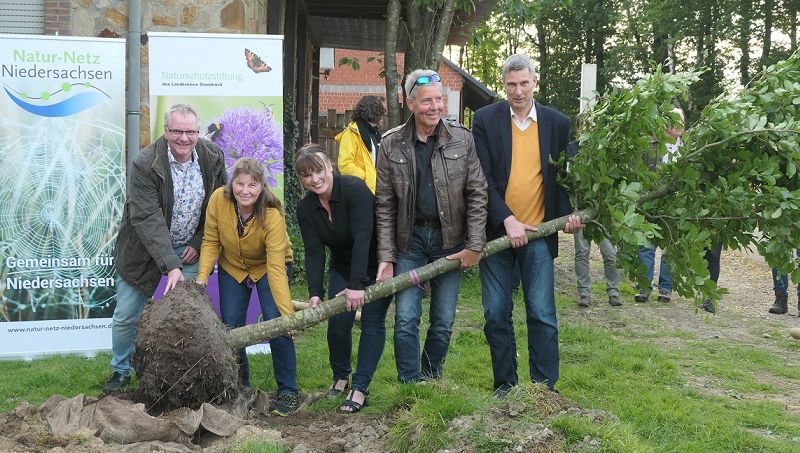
319,49,464,118
45,0,70,36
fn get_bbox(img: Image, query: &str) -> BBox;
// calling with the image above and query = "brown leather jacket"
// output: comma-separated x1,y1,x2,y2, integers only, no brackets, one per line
375,116,488,263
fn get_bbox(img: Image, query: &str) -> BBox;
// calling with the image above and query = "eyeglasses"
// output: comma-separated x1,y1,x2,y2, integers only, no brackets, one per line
167,129,199,138
408,73,441,96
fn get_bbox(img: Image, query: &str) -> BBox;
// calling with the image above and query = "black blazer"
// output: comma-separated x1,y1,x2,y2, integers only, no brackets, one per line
472,100,573,258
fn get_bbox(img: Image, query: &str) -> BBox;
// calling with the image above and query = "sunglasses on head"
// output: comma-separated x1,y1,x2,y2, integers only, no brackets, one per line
413,73,441,87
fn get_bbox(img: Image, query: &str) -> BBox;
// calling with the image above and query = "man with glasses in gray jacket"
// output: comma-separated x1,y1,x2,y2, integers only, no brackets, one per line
104,104,226,393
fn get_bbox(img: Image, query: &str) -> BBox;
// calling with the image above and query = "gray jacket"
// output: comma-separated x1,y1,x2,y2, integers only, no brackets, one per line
114,136,226,295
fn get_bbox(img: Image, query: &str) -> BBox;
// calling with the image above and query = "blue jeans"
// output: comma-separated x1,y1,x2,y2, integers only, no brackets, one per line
111,245,198,375
773,249,800,296
480,238,559,390
637,245,672,295
218,266,297,394
326,268,392,393
394,226,462,382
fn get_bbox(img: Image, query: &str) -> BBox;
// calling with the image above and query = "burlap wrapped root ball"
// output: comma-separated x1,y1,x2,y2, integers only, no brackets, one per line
132,281,239,413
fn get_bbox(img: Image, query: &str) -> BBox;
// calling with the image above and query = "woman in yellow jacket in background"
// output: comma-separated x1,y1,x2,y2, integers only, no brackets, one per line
335,95,386,193
196,157,300,417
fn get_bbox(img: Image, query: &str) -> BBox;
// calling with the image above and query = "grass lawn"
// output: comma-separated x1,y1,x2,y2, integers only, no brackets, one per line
2,273,799,451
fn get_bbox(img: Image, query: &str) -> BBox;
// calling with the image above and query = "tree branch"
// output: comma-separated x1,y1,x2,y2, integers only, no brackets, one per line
227,208,596,348
680,128,800,162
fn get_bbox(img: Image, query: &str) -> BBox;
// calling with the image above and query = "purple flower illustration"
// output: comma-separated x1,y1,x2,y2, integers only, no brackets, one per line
206,107,283,186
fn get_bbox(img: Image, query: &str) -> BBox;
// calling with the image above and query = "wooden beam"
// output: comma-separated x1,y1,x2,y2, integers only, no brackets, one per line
311,46,321,142
267,0,283,34
296,14,308,145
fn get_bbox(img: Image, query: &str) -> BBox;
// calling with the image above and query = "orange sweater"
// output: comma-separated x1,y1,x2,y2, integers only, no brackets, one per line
505,122,544,225
197,187,294,316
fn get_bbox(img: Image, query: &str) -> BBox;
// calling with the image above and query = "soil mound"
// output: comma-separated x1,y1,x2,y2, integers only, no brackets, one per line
132,281,239,413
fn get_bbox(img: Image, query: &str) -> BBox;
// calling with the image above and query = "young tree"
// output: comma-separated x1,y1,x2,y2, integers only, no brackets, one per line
232,51,800,343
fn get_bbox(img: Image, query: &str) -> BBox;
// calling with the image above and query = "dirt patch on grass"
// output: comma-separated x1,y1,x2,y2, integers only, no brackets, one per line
263,403,390,452
555,234,800,414
0,402,116,453
443,384,612,453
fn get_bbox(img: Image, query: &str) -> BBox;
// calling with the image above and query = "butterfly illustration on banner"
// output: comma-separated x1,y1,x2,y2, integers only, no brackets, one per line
244,48,271,73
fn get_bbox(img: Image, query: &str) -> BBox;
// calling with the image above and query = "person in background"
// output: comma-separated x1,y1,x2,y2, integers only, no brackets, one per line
195,157,300,417
295,145,392,413
769,250,800,314
375,69,488,384
698,244,723,313
336,95,387,194
473,54,582,396
566,141,622,307
105,104,226,393
635,108,685,304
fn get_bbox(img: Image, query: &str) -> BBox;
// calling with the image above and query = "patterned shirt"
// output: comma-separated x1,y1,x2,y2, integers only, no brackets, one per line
168,147,205,247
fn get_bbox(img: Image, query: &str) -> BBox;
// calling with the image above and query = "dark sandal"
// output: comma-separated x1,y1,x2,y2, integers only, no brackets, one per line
339,389,368,414
327,379,349,397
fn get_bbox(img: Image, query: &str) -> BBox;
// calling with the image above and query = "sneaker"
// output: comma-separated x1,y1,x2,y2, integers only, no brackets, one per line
103,371,131,393
634,293,649,303
578,295,590,307
272,392,299,417
608,295,622,306
657,291,671,303
700,299,715,313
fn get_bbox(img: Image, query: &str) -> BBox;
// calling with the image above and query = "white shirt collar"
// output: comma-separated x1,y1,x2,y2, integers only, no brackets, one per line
510,101,537,123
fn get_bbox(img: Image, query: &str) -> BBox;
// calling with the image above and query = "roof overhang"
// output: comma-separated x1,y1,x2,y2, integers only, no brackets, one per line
304,0,497,51
442,57,498,111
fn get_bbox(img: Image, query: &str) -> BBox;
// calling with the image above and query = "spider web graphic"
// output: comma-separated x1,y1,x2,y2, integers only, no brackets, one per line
0,115,125,322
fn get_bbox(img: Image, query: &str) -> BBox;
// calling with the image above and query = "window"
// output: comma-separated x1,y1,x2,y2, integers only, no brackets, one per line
0,1,45,35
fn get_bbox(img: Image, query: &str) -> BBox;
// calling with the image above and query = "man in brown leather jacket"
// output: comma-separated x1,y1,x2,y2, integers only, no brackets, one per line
375,69,487,383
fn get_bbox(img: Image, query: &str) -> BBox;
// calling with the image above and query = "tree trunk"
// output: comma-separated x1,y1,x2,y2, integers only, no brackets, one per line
403,0,457,72
788,0,798,52
227,208,595,349
739,0,752,85
429,0,456,70
535,18,549,103
384,0,402,127
593,10,608,90
759,0,774,70
404,0,424,71
624,4,649,73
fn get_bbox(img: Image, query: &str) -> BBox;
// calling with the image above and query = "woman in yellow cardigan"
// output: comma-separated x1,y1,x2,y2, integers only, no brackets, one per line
196,157,299,416
335,95,386,193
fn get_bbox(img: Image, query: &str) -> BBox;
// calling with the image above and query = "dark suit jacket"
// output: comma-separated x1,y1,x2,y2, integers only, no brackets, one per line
473,100,572,258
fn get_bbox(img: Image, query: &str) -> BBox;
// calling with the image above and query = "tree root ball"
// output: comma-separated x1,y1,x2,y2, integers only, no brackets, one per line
132,281,239,413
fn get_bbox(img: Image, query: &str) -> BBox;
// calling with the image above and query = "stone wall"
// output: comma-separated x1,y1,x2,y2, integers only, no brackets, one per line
68,0,268,146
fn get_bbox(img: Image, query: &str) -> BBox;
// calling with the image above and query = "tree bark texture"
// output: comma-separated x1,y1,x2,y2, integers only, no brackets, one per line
384,0,402,127
429,0,457,70
759,0,774,70
227,208,596,349
739,0,753,85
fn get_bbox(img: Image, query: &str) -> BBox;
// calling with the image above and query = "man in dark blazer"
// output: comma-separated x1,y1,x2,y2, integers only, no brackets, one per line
473,53,582,396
